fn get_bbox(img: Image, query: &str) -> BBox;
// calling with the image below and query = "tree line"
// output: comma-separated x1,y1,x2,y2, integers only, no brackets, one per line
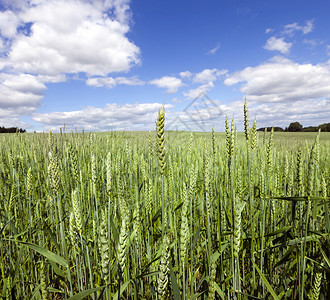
0,126,27,133
258,122,330,132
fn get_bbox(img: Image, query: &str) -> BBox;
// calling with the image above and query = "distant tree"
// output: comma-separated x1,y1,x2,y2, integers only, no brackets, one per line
319,123,330,132
302,123,330,132
302,126,318,132
287,122,303,132
256,122,329,133
0,126,26,133
257,126,284,132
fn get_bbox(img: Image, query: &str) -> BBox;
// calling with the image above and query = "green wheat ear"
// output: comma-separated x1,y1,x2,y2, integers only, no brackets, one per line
158,233,170,298
244,98,249,143
118,215,129,275
180,184,189,267
40,262,49,300
8,184,16,217
26,167,33,197
69,144,79,184
310,267,323,300
71,189,82,235
48,151,60,194
157,106,165,175
233,196,245,258
106,151,112,197
100,209,109,284
6,276,12,299
208,254,217,300
250,119,257,151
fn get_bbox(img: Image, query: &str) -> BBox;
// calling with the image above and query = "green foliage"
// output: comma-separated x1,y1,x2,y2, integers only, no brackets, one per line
303,122,330,132
287,121,303,132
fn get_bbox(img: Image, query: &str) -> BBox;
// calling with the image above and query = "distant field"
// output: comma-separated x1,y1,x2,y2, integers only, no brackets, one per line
270,131,330,141
100,130,330,143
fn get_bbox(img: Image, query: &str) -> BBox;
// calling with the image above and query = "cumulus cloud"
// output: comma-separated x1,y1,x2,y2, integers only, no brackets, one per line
250,99,330,126
33,102,174,131
0,10,19,38
211,97,330,130
224,56,330,103
5,0,140,76
0,114,31,129
0,0,140,116
283,19,314,35
183,82,214,100
193,68,227,84
0,73,46,109
264,37,292,54
86,76,144,88
179,71,192,79
115,76,145,86
86,77,117,88
166,100,224,131
149,76,183,93
174,68,228,101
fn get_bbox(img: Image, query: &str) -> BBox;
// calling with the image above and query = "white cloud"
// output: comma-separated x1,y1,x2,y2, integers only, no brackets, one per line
249,99,330,127
37,74,67,83
283,19,314,35
166,102,224,132
193,68,227,84
1,73,46,95
0,73,46,109
224,56,330,104
0,0,140,115
33,102,174,131
183,82,214,100
207,43,220,55
179,71,192,79
7,0,140,76
149,76,183,93
172,97,183,103
0,10,19,38
265,28,272,34
172,96,329,132
86,76,145,88
0,114,31,129
264,37,292,54
171,94,329,131
86,77,117,88
208,98,330,130
115,76,145,86
176,68,227,101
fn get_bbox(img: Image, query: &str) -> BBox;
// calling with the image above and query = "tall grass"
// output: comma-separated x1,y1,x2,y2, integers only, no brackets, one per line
0,105,329,299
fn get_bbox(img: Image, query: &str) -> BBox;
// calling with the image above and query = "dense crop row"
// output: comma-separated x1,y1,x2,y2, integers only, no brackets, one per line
0,103,329,299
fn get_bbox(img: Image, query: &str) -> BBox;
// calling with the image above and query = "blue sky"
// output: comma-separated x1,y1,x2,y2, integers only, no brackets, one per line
0,0,330,132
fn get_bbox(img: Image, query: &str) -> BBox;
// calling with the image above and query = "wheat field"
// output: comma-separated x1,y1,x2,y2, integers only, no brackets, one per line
0,103,329,299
